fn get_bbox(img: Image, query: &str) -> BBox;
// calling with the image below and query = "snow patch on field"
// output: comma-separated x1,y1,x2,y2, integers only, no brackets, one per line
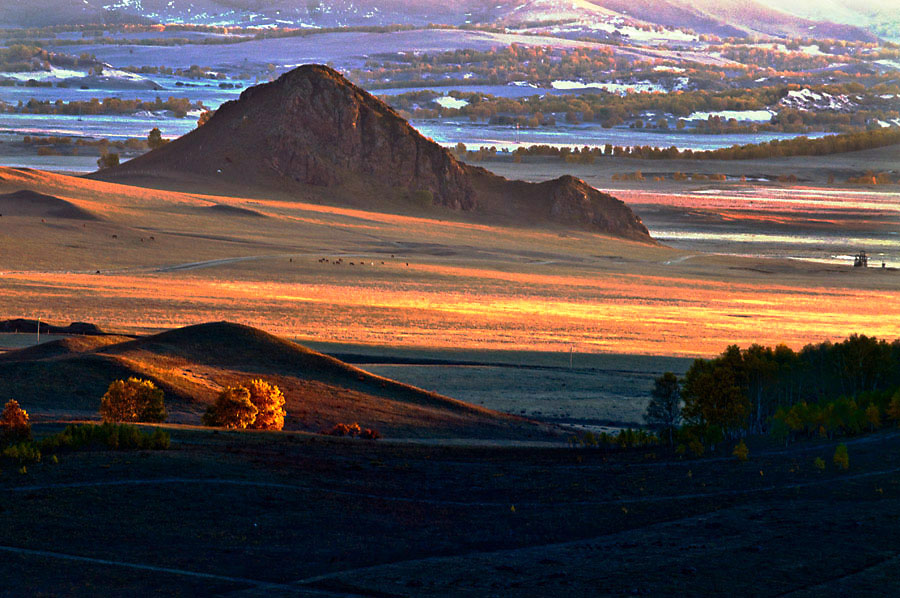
1,66,86,82
435,96,469,109
550,18,698,45
781,88,855,111
551,78,687,95
687,110,775,122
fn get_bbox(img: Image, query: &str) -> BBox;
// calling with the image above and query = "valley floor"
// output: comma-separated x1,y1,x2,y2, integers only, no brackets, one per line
1,165,900,358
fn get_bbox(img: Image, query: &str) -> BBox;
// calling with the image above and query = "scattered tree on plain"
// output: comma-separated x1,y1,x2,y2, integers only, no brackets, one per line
203,386,258,429
0,399,32,446
245,379,286,431
732,439,749,462
833,443,849,470
644,372,682,446
100,378,166,423
96,152,119,169
147,127,166,150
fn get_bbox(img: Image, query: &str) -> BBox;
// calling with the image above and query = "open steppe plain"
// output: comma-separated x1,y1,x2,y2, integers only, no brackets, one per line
2,160,900,360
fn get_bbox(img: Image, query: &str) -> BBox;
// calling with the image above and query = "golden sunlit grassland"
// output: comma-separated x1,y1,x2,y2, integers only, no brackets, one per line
2,166,900,357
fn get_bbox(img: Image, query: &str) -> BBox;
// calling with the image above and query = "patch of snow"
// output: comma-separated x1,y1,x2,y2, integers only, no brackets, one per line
799,44,825,56
100,66,148,82
653,65,686,73
781,88,855,111
551,80,674,94
687,110,775,122
1,66,86,82
554,20,697,44
435,96,469,110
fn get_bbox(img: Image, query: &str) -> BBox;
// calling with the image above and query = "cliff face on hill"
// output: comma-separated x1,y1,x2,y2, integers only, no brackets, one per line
95,64,651,242
102,64,476,210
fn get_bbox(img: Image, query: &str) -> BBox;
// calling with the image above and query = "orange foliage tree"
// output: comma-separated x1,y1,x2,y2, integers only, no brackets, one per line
100,378,167,423
0,399,31,446
245,379,286,431
203,386,258,430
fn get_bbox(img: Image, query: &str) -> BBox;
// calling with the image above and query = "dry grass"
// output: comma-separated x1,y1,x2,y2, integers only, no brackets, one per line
2,166,900,357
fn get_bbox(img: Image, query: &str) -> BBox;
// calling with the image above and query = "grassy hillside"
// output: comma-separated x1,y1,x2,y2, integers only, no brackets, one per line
0,321,554,439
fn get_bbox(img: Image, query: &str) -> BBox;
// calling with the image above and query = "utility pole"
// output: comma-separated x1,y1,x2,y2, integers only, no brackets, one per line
36,316,40,344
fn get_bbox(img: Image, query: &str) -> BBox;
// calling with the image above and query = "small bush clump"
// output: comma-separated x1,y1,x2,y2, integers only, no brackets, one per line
572,428,660,450
323,423,380,440
2,442,41,465
40,423,170,452
833,443,849,470
1,423,169,469
732,439,749,462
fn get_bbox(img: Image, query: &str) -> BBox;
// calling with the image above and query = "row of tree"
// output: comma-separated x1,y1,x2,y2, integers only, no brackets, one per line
6,96,203,118
502,128,900,162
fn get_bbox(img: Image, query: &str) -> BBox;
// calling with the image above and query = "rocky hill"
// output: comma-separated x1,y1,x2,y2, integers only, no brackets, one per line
95,64,652,241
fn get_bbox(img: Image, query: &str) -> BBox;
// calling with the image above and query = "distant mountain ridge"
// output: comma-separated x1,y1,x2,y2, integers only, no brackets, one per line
94,64,652,241
0,0,882,41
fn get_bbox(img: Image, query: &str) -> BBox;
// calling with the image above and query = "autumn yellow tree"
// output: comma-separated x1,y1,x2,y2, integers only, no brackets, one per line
0,400,31,446
865,404,881,432
732,439,749,462
833,443,849,471
887,394,900,426
203,386,258,430
100,378,166,423
245,379,286,431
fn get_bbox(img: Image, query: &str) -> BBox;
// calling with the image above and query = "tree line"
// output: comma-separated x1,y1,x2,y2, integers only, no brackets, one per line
645,334,900,454
502,127,900,162
4,96,203,118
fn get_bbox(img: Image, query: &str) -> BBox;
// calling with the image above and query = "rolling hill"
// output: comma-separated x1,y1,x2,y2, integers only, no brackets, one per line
0,321,556,439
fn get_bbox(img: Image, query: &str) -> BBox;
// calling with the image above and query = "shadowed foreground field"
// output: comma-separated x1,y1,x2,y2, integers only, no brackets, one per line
3,425,900,596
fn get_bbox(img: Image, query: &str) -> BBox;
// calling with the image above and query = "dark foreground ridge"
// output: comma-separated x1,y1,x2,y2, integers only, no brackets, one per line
0,321,555,439
93,64,652,241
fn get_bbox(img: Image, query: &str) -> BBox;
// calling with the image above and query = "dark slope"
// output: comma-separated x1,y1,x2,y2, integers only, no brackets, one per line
93,64,652,242
0,190,100,221
0,322,556,439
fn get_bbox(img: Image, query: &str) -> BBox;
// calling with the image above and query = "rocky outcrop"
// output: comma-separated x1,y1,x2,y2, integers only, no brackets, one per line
96,64,652,242
544,176,650,239
102,64,475,210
